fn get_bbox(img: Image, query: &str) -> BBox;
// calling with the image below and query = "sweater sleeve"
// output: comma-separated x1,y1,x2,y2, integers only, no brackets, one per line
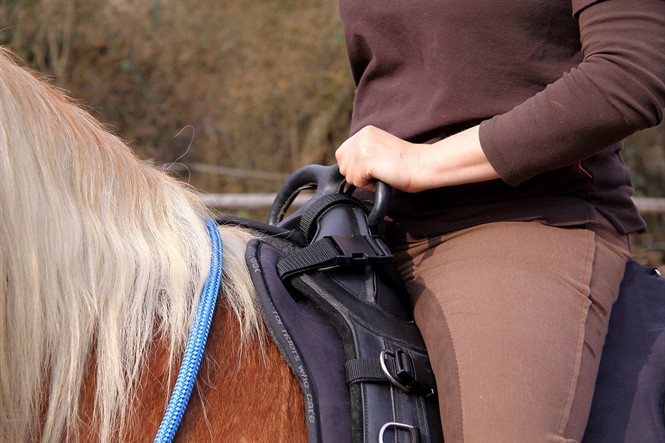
478,0,665,186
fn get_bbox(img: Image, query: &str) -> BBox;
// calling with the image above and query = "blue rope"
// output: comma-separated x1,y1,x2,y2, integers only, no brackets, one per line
154,218,223,443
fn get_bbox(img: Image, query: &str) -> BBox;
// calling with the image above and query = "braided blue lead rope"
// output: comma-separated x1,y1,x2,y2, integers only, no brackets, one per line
154,218,223,443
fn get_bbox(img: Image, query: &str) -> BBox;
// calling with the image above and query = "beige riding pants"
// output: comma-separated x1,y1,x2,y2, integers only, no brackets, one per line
392,217,631,443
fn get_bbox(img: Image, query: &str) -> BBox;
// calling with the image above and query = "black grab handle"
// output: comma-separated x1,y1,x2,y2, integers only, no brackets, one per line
268,164,391,229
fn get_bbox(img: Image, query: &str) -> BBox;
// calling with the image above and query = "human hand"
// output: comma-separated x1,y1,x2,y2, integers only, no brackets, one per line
336,124,500,193
335,125,423,193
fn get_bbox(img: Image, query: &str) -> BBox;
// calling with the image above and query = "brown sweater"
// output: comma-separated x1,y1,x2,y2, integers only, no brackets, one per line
339,0,665,242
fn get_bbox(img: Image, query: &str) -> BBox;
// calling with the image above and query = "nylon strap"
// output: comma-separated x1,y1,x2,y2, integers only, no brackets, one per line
345,351,437,398
298,193,367,241
277,234,393,280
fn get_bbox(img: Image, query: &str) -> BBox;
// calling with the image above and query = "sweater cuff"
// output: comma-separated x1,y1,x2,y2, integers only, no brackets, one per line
478,119,526,186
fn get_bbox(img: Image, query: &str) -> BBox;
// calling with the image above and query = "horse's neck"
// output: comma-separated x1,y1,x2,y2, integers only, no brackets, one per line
76,297,308,442
0,48,307,441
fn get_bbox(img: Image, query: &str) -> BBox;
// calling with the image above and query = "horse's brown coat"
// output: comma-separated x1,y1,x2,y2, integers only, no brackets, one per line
78,299,307,442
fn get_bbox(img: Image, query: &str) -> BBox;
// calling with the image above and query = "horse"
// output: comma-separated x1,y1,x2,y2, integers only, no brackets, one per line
0,47,308,442
3,45,663,443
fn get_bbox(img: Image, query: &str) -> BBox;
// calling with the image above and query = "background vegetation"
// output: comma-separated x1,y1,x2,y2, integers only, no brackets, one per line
1,0,663,264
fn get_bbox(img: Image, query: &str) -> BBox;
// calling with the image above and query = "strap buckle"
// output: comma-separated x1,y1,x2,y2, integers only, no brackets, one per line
380,349,436,398
277,234,393,280
328,234,393,266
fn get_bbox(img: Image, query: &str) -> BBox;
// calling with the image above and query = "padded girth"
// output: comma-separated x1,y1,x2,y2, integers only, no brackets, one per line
249,195,443,443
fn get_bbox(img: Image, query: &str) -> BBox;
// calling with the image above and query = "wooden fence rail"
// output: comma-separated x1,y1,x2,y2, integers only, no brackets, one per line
634,197,665,214
201,193,665,214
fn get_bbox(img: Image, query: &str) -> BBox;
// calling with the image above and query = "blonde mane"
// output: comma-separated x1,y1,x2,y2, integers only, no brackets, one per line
0,48,260,442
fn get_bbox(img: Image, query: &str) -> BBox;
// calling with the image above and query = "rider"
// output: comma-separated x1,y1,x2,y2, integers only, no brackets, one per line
335,1,665,441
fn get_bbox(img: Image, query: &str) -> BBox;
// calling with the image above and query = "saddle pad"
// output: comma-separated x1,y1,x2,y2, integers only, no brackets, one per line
246,238,351,443
584,260,665,442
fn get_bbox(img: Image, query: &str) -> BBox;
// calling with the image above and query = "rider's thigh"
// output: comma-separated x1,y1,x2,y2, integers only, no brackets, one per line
393,219,629,443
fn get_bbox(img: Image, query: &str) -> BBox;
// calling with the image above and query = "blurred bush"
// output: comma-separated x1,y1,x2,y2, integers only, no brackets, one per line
0,0,662,262
0,0,352,193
